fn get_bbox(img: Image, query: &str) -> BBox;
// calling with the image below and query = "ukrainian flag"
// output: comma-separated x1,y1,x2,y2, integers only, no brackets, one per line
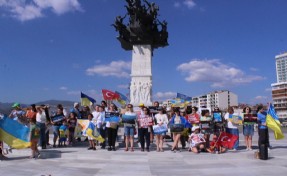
85,122,105,143
81,92,96,106
266,104,284,140
0,115,30,149
115,91,129,105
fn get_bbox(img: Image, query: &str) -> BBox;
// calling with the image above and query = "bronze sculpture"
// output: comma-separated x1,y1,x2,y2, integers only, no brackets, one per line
113,0,168,50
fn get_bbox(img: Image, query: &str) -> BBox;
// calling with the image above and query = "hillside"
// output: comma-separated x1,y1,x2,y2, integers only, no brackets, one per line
0,100,74,115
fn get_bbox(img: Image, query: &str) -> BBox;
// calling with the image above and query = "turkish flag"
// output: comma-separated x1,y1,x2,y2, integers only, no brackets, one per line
217,132,239,149
102,89,120,100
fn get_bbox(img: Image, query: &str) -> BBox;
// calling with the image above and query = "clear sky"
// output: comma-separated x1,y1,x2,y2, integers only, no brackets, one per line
0,0,287,104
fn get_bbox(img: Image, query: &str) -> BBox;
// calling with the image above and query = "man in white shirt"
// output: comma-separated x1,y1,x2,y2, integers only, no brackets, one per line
224,107,241,151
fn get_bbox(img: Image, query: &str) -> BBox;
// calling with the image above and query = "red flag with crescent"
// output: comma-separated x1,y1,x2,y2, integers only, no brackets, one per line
216,132,239,149
102,89,120,100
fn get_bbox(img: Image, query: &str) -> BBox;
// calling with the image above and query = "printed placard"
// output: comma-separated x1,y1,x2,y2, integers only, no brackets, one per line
105,112,120,123
122,115,136,124
51,115,65,123
138,116,153,127
243,114,257,123
187,114,200,124
153,124,168,134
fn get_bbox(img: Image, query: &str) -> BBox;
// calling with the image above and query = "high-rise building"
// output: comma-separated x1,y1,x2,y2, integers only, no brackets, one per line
272,52,287,119
275,52,287,83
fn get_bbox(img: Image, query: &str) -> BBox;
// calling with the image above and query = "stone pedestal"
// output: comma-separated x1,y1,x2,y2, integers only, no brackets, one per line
130,45,153,106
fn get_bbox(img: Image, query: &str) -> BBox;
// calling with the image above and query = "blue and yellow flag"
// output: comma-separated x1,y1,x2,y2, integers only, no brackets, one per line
85,122,105,143
81,92,96,106
266,104,284,140
115,91,129,105
0,115,30,149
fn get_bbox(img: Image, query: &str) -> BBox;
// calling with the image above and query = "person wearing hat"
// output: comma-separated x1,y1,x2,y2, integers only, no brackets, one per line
9,103,26,121
136,103,145,144
188,126,206,153
70,102,81,119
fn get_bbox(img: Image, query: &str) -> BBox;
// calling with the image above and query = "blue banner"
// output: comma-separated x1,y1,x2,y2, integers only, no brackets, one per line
122,115,136,124
153,124,168,134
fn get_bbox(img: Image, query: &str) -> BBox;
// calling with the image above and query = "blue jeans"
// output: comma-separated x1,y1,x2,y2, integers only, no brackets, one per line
226,128,239,150
53,125,60,138
36,122,46,146
124,126,135,137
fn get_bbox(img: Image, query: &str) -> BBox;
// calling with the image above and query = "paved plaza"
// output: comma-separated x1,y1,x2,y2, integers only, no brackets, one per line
1,129,287,176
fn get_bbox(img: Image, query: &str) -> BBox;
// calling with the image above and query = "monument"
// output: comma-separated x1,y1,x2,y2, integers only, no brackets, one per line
112,0,168,106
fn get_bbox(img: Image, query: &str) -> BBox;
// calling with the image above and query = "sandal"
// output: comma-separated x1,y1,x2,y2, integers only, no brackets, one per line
125,148,129,152
130,147,134,152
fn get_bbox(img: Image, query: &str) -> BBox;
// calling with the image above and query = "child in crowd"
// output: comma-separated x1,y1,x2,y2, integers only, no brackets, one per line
67,112,77,146
30,118,40,159
87,113,96,150
59,120,68,147
188,126,206,153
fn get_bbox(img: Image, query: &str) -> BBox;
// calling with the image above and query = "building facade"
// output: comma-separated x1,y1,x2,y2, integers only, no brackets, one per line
271,52,287,119
192,90,238,111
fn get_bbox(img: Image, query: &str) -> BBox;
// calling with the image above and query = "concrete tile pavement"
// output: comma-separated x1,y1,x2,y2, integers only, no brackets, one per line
1,131,287,176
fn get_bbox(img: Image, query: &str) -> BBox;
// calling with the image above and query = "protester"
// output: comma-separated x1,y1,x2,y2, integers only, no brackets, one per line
154,107,168,152
257,105,269,149
224,107,242,151
200,109,212,148
123,104,137,152
242,106,256,151
180,110,188,149
188,126,205,153
81,106,90,119
51,105,65,148
101,101,108,112
29,118,40,159
87,113,96,150
9,103,26,122
70,102,81,119
170,108,187,152
26,104,37,122
136,103,145,143
67,112,78,146
138,107,152,152
107,103,119,151
42,105,51,146
97,106,106,149
36,106,47,149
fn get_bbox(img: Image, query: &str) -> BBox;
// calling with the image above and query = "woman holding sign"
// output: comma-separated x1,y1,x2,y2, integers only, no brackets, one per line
242,106,256,151
123,104,137,152
170,108,187,152
137,107,153,152
154,107,168,152
106,103,119,151
51,105,66,148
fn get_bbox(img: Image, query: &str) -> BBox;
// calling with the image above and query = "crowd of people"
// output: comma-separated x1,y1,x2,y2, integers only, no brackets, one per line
0,100,271,160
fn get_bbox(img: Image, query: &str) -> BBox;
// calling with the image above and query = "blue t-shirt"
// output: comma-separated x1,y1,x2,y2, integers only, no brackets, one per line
257,113,267,129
